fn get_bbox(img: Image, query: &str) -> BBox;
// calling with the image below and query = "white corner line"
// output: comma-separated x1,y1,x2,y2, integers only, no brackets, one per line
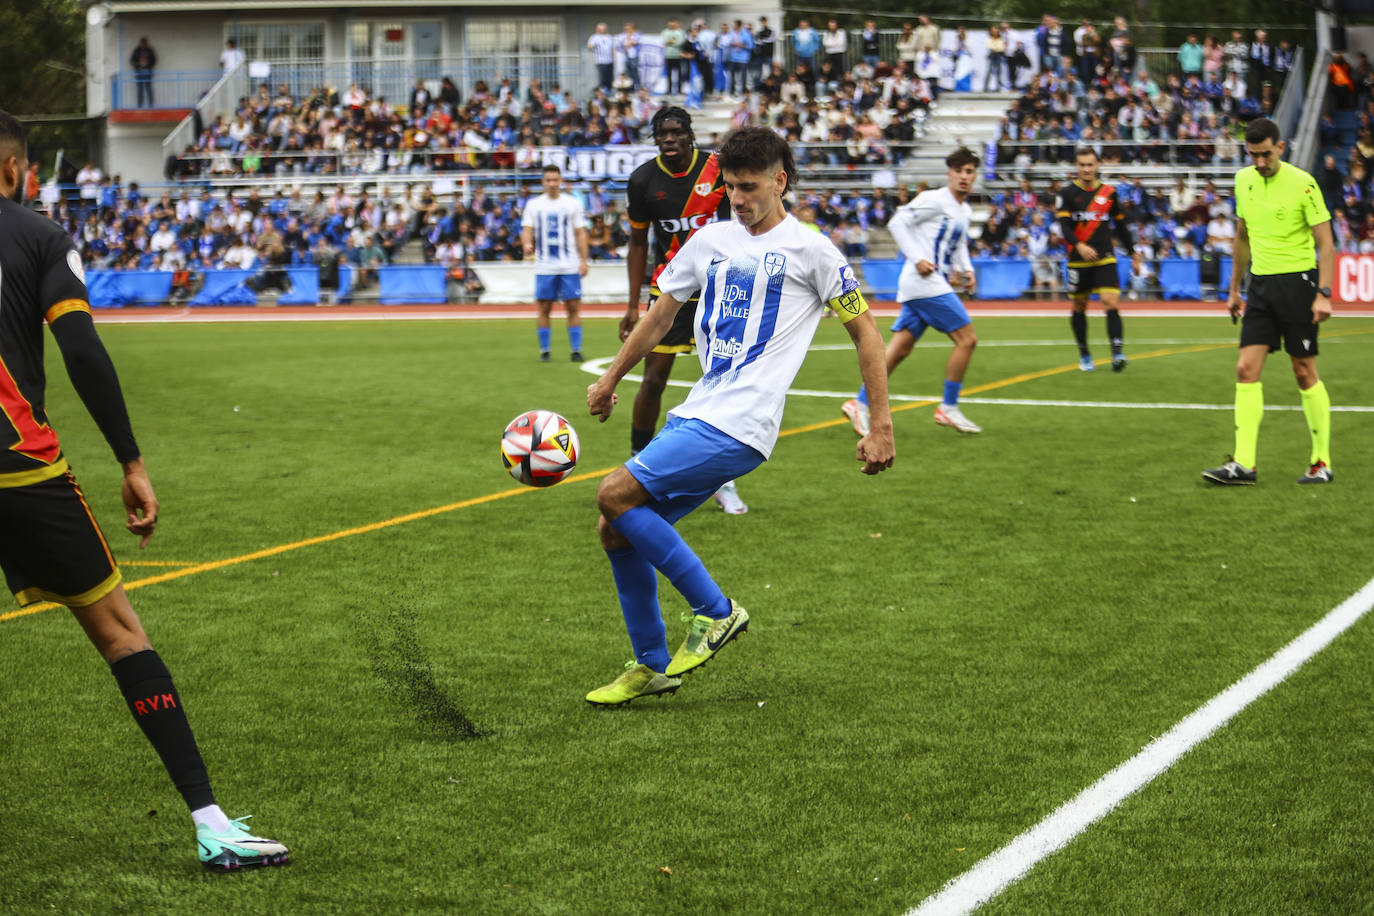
907,575,1374,916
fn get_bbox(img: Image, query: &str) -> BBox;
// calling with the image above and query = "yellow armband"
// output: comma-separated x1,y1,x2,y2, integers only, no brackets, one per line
827,288,868,323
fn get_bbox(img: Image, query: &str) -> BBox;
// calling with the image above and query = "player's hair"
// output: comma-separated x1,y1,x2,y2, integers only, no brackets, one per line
716,126,798,194
651,106,694,140
0,109,26,159
946,147,980,169
1244,117,1280,145
541,164,561,176
1074,145,1099,161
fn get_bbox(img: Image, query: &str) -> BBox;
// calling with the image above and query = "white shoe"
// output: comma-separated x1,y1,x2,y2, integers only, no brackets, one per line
840,398,871,436
712,480,748,514
934,403,981,434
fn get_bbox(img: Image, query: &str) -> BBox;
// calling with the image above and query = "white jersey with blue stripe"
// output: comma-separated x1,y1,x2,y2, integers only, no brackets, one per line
656,215,857,458
888,186,973,302
522,192,587,275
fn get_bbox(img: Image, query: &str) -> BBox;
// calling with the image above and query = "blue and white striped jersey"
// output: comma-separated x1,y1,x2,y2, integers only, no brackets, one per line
522,192,588,275
656,215,862,457
887,186,973,301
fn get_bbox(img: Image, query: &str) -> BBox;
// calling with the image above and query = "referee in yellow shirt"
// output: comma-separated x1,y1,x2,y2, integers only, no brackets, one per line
1203,118,1335,485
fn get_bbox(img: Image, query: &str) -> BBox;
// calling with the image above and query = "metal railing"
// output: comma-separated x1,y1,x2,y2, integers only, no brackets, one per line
162,64,249,161
1290,49,1331,173
111,69,226,110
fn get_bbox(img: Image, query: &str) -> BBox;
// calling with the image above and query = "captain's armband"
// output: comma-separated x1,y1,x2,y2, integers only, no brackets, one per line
826,288,868,323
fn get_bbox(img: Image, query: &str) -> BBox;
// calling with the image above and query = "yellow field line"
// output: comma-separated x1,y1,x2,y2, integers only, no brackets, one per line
0,340,1271,625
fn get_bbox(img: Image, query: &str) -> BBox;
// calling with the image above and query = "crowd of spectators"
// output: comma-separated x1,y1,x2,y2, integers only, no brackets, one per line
46,176,632,283
994,23,1292,173
65,16,1338,299
164,78,670,181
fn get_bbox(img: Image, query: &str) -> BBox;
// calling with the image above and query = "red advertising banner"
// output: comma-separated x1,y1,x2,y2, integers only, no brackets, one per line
1335,253,1374,305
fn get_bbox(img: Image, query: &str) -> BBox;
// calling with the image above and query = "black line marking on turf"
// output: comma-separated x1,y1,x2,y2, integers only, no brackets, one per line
362,605,485,740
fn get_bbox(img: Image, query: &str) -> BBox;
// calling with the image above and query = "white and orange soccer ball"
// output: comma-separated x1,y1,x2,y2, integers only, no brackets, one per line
500,410,580,487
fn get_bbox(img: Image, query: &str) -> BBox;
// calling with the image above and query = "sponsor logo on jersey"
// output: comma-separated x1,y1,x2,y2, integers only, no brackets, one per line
657,213,718,234
721,284,748,302
710,337,744,359
838,263,858,293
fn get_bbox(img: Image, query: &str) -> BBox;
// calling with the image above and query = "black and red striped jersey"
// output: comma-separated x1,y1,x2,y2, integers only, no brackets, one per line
625,148,730,291
1054,180,1132,267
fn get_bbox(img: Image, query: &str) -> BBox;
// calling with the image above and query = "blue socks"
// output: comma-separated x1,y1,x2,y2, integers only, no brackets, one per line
605,548,670,672
569,325,583,353
943,379,962,406
536,326,551,352
610,506,731,620
856,385,868,406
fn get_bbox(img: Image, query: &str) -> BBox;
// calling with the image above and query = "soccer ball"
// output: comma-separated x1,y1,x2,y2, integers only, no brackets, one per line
500,410,580,487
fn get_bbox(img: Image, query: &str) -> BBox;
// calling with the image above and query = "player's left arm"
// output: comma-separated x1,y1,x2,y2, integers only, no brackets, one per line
843,310,895,474
824,261,893,473
48,310,159,546
1312,219,1334,323
953,230,976,295
1111,192,1133,252
575,224,590,277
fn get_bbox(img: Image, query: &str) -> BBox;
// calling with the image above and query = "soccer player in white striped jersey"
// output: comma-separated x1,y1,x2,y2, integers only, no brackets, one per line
842,147,983,435
583,127,894,706
521,164,590,361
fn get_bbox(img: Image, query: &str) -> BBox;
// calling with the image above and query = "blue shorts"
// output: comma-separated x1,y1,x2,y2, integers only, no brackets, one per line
535,273,581,302
891,292,971,341
625,416,764,524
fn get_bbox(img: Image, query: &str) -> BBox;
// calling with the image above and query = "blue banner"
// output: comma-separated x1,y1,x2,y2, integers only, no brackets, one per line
378,265,446,304
87,271,174,308
190,270,258,306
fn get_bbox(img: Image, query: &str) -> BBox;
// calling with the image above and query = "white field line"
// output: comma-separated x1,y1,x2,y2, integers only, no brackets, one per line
577,358,1374,412
906,575,1374,916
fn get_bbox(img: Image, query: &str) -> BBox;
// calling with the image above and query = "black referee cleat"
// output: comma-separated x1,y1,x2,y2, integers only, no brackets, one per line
1202,457,1257,486
570,350,584,363
1296,461,1333,484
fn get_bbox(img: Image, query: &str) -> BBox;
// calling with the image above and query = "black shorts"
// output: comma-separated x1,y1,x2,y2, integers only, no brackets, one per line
1067,261,1120,298
1241,270,1319,357
0,468,121,608
651,293,698,354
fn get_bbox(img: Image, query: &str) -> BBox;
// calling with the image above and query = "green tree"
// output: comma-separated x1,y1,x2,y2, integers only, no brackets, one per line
0,0,90,171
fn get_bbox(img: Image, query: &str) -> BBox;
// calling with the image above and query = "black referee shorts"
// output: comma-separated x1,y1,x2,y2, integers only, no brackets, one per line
0,469,122,608
650,293,698,354
1241,269,1319,358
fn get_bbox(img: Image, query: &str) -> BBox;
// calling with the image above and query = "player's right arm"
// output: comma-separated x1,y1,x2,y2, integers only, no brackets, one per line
886,197,936,275
623,222,651,340
589,290,686,421
1228,217,1250,321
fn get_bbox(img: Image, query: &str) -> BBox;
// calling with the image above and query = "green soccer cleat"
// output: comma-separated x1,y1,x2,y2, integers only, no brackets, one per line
665,600,749,677
197,816,289,871
585,661,682,706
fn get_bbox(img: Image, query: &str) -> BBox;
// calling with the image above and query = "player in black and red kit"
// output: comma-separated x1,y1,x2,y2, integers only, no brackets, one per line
1055,146,1134,372
0,111,287,871
621,107,747,514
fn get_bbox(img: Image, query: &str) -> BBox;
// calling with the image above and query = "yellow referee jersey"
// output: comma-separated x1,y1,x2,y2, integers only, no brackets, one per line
1233,161,1330,276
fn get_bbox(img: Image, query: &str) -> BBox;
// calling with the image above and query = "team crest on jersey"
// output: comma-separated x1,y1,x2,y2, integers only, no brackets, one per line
67,250,86,285
695,182,713,196
764,252,787,277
